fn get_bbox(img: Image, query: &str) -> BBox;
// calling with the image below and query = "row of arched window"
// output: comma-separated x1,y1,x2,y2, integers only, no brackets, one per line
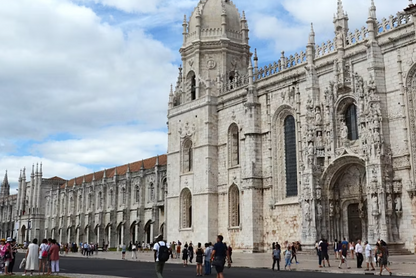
180,184,240,229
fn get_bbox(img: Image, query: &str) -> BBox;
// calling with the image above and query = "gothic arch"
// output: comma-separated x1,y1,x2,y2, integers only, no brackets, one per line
228,123,240,167
321,155,366,192
187,70,197,101
405,65,416,181
228,184,240,228
180,188,192,229
272,105,299,201
335,96,359,141
182,138,193,173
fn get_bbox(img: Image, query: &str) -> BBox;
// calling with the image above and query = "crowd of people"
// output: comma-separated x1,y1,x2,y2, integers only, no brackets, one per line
22,238,61,276
314,238,392,275
153,234,232,278
271,241,301,271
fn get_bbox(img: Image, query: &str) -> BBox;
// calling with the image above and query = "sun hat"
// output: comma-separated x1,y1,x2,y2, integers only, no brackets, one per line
6,237,12,242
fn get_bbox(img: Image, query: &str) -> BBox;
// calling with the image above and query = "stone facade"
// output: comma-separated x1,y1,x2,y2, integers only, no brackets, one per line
166,0,416,252
0,155,167,247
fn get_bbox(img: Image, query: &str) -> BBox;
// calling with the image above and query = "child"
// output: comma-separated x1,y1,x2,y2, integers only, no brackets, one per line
338,244,351,269
284,246,292,271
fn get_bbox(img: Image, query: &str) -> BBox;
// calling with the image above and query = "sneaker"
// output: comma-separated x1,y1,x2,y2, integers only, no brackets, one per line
296,262,299,264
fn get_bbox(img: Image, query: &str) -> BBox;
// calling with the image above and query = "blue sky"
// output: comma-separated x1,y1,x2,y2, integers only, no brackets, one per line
0,0,409,191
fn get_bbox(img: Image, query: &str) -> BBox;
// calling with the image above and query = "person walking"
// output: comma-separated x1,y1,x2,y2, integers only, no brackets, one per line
272,243,281,271
176,243,181,259
153,234,170,278
227,245,233,263
333,239,339,260
39,239,49,275
338,244,350,269
290,242,299,264
320,239,331,267
23,238,39,277
3,237,13,275
182,244,189,267
376,243,392,276
8,238,17,275
284,245,292,271
355,239,364,268
131,242,138,259
210,235,231,278
121,243,126,259
188,242,194,263
204,243,212,275
364,241,376,271
350,241,355,259
49,239,60,275
170,242,176,259
195,242,204,276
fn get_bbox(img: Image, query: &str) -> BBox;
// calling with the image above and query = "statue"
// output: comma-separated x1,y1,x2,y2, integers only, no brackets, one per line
315,107,322,126
316,131,323,148
341,122,348,139
308,142,314,156
317,203,323,218
304,202,311,221
372,195,379,214
367,75,377,98
307,129,314,142
316,187,322,199
387,195,393,211
394,196,402,212
329,201,334,217
307,94,314,111
355,73,364,98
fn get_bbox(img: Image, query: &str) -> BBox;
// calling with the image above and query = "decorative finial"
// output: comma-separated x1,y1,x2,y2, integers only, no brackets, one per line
31,164,34,175
309,23,315,44
127,163,131,173
254,48,258,60
242,11,246,20
40,162,42,173
170,84,173,96
337,0,344,18
156,155,160,166
141,160,145,170
369,0,377,19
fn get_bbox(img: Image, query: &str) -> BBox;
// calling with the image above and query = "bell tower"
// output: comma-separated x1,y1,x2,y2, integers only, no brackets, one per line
167,0,251,243
170,0,250,106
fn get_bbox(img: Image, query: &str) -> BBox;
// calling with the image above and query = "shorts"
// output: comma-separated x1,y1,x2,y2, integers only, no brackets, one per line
4,260,9,267
122,252,126,254
322,252,329,260
366,256,373,263
39,257,47,263
215,264,224,273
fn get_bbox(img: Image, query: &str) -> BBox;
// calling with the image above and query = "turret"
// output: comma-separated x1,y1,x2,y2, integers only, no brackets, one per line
182,15,188,45
0,171,10,198
307,23,316,65
367,0,377,41
241,11,249,45
196,8,201,40
333,0,349,40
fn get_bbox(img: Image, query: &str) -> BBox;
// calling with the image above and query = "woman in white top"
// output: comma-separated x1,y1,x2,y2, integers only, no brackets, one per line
23,238,39,276
38,239,49,275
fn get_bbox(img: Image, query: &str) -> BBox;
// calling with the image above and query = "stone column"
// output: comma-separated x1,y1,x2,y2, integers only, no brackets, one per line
76,228,79,245
121,224,124,245
97,226,100,246
134,223,138,243
68,228,71,243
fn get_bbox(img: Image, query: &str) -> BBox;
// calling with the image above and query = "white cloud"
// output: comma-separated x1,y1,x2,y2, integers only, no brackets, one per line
32,125,167,166
0,156,91,193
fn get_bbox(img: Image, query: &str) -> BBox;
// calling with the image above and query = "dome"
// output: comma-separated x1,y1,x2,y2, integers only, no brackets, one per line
188,0,243,42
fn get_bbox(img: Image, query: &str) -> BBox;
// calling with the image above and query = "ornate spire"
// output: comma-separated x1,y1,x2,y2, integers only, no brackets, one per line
337,0,345,19
170,84,173,96
308,23,315,44
3,171,8,185
242,11,246,21
40,162,42,174
31,164,35,177
23,167,26,179
369,0,377,20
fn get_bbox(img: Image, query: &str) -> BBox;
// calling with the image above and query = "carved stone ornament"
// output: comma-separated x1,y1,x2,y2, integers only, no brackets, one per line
178,122,196,138
207,59,216,70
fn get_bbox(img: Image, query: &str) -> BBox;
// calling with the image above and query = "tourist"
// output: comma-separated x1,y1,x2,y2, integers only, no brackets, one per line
227,245,233,263
349,241,355,259
47,238,53,275
320,239,331,267
290,242,299,264
23,238,39,277
49,239,60,275
355,239,364,268
170,241,176,259
142,241,145,253
8,238,17,275
188,242,194,263
195,242,204,276
176,242,181,259
0,239,5,274
364,241,376,271
338,244,350,269
272,243,281,271
284,245,292,270
39,238,49,275
121,243,127,259
3,237,13,275
182,243,189,267
376,242,392,276
153,234,170,278
210,235,231,278
333,239,339,260
337,240,342,260
204,243,212,275
131,242,138,259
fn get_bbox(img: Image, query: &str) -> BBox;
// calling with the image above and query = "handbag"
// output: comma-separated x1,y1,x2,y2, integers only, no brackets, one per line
19,258,26,269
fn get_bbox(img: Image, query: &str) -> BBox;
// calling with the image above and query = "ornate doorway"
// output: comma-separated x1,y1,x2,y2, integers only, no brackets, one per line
348,204,362,241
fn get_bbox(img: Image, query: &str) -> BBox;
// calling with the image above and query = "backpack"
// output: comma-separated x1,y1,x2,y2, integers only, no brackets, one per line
157,243,170,262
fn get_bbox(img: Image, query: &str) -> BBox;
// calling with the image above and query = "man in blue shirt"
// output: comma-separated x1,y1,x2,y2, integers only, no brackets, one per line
210,235,231,278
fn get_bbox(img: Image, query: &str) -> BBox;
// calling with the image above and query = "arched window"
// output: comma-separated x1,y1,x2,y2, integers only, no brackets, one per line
135,185,140,204
284,115,298,197
182,139,193,173
228,124,240,167
122,188,127,205
149,183,154,202
228,184,240,227
345,104,359,140
160,179,167,201
187,71,196,101
180,188,192,229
